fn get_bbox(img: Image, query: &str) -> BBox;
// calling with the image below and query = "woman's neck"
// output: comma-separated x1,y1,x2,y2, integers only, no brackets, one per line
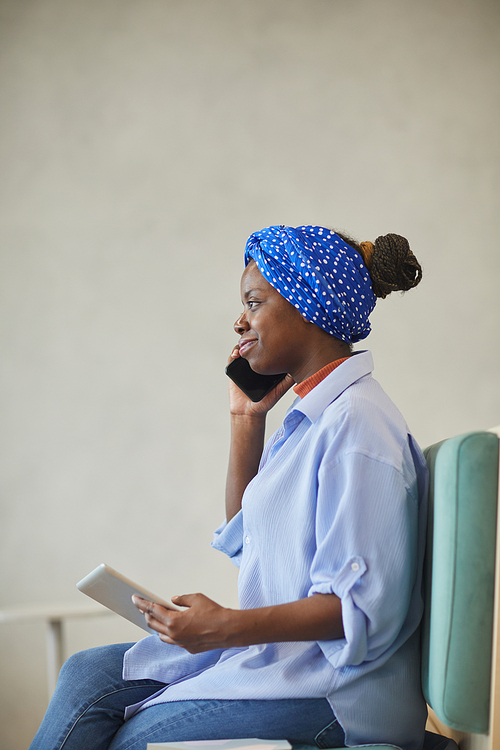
290,332,351,384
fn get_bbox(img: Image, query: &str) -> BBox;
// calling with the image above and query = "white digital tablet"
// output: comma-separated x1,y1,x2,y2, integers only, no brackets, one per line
76,563,180,634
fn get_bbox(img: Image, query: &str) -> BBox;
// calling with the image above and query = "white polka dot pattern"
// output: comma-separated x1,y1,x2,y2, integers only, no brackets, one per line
244,225,377,343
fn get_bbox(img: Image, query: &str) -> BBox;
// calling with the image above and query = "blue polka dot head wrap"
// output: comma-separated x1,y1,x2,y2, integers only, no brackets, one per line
244,225,377,343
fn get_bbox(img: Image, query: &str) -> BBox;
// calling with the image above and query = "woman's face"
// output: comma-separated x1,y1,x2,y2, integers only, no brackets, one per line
234,261,312,377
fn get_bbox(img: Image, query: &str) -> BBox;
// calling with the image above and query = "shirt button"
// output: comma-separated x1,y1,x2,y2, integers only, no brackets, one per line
245,536,250,544
351,562,360,571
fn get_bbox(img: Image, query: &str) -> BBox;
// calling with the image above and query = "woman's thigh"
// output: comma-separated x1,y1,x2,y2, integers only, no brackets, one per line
29,643,166,750
109,697,346,750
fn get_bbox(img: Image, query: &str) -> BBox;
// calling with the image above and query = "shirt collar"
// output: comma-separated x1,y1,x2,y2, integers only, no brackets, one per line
291,350,374,424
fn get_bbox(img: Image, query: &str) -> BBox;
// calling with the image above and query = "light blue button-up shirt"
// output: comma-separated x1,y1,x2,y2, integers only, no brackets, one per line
123,351,428,750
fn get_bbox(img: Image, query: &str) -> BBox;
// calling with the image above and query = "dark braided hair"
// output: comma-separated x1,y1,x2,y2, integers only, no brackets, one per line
336,231,422,299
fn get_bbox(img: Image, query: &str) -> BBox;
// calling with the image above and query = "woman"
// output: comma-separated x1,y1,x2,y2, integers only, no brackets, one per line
29,225,427,750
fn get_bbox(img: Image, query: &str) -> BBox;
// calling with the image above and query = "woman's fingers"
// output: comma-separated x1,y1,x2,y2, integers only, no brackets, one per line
227,345,240,364
133,593,233,654
132,597,178,634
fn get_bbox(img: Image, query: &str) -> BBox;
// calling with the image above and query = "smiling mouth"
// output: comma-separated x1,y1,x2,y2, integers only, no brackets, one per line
238,339,257,356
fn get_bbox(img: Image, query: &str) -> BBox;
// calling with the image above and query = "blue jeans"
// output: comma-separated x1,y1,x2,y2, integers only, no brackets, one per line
29,643,346,750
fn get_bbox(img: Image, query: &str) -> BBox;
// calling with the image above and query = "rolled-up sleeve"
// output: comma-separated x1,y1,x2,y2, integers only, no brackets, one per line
211,509,244,567
309,449,419,668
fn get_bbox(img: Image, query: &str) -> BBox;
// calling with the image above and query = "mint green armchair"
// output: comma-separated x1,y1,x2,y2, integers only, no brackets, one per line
422,430,499,743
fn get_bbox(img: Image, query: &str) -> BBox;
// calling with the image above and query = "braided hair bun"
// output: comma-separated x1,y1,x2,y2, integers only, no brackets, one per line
355,233,422,299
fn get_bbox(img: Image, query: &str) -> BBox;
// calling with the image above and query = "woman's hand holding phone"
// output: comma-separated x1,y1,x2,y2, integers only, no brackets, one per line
226,347,294,417
225,348,293,522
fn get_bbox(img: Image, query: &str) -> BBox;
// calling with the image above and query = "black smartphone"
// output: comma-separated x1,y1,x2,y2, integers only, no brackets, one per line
225,357,287,402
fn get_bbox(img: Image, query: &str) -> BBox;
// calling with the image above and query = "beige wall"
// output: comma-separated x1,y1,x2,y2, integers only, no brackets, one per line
1,1,499,747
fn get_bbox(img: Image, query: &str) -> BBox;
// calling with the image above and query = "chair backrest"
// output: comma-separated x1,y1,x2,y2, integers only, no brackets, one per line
422,431,499,734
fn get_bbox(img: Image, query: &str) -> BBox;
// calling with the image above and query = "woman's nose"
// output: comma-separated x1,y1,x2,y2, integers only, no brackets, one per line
234,312,249,335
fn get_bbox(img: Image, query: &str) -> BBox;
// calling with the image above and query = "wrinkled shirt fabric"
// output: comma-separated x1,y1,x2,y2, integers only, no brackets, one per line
123,351,428,750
